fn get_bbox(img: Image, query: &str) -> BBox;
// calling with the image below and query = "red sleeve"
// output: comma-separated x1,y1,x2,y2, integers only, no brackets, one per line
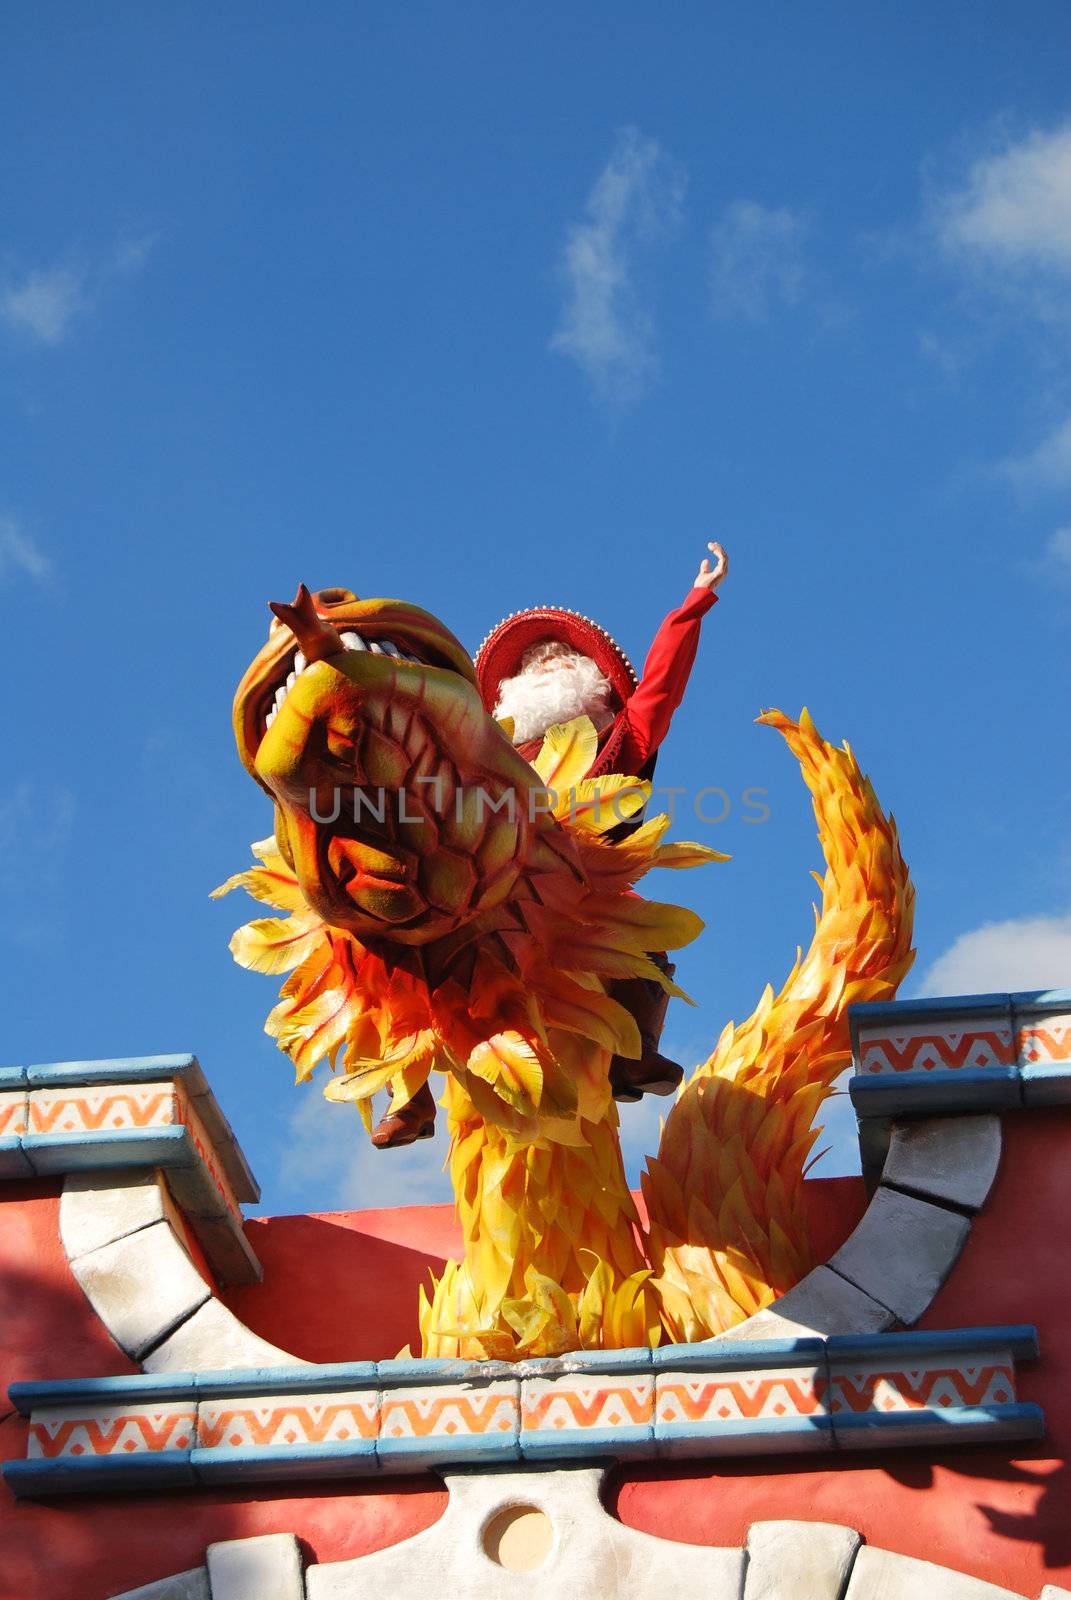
618,586,717,769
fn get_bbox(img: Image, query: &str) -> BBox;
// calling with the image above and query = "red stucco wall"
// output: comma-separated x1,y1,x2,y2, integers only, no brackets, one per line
1,1117,1067,1598
615,1115,1071,1595
0,1181,446,1600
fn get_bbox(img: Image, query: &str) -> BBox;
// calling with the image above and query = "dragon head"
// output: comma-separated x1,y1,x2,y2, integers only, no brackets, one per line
231,585,544,946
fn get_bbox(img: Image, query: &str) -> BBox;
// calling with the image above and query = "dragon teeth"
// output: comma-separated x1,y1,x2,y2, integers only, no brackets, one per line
264,630,422,732
338,631,414,661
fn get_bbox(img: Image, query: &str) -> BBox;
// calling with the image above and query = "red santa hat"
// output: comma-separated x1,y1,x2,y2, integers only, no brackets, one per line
474,606,639,716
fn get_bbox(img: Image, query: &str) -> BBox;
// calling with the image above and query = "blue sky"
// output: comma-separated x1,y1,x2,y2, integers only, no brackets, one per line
3,2,1070,1216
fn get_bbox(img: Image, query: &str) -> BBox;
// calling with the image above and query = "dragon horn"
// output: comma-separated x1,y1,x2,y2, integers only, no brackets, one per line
269,583,345,664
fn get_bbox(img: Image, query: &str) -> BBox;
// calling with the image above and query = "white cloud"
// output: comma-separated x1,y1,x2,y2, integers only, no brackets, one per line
1,267,87,344
935,121,1071,276
708,201,809,320
927,125,1071,476
917,913,1071,996
112,231,159,276
1003,413,1071,489
551,128,684,406
1,233,157,346
0,515,52,585
279,1082,452,1212
1040,524,1071,580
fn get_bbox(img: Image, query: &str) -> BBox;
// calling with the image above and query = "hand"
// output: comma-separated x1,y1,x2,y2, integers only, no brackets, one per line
694,541,729,591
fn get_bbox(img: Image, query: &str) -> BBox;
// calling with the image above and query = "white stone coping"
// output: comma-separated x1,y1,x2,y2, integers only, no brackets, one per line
106,1499,1070,1599
56,1167,302,1369
1,1054,261,1286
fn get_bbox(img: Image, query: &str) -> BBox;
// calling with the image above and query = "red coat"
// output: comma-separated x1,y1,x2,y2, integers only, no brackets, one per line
517,585,717,777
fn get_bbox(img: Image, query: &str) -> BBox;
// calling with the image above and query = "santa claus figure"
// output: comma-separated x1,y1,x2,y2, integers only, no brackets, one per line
372,540,729,1148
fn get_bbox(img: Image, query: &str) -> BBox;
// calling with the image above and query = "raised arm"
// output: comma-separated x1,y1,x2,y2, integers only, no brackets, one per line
620,542,729,767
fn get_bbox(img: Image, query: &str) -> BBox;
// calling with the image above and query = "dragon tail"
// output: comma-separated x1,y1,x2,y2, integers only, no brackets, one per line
643,709,916,1342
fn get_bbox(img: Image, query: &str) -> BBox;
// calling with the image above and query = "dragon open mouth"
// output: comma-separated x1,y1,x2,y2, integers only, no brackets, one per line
233,584,479,788
228,582,545,944
262,632,426,734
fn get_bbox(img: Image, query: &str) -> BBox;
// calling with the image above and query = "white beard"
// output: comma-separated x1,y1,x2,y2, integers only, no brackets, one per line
494,658,614,744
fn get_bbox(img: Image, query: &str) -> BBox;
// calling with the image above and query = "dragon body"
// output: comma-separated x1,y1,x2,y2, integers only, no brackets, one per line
218,586,914,1356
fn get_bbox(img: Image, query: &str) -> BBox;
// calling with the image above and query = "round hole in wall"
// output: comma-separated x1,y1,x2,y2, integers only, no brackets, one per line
481,1504,553,1571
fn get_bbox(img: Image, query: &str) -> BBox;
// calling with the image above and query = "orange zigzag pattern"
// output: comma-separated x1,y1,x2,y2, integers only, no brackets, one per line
522,1386,653,1428
860,1030,1014,1073
29,1092,178,1133
0,1100,26,1136
829,1364,1014,1413
380,1394,514,1437
1020,1024,1071,1063
199,1404,377,1447
660,1376,826,1421
31,1414,193,1458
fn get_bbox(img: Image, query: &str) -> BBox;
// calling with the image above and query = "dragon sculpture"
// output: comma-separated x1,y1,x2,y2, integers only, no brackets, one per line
216,584,915,1358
